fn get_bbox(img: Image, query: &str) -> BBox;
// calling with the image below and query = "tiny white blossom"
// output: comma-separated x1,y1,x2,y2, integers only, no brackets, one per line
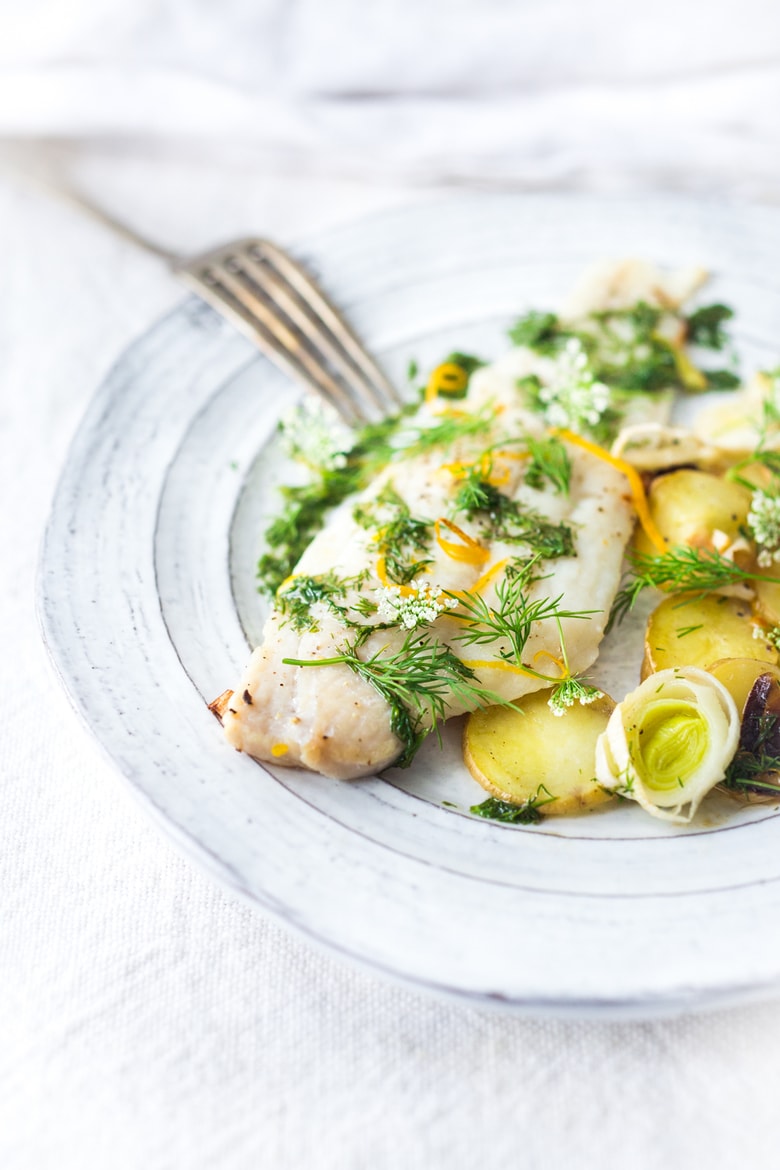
377,583,457,630
538,339,611,434
280,398,350,470
548,677,604,717
748,490,780,564
754,624,780,650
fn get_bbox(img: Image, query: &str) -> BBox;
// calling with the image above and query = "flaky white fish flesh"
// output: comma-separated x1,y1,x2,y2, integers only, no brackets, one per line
222,360,636,779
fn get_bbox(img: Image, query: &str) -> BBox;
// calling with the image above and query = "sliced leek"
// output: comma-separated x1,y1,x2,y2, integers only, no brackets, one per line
595,667,739,824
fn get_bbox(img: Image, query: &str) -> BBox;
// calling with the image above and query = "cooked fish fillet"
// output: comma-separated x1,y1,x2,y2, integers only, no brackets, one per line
222,362,636,779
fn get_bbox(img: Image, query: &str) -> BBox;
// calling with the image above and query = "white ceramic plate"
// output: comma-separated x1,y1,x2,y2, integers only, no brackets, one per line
39,194,780,1017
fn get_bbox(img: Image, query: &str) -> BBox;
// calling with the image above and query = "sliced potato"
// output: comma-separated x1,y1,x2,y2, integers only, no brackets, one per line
463,691,615,816
633,469,753,562
708,657,780,717
641,595,778,679
753,570,780,627
694,372,778,457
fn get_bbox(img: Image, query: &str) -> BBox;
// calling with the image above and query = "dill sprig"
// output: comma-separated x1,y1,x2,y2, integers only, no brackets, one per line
450,469,574,557
723,754,780,796
726,398,780,491
257,468,363,596
275,570,371,633
399,403,496,458
470,787,558,825
276,572,349,632
685,303,733,350
606,546,780,632
446,558,598,664
723,710,780,796
283,631,513,768
524,435,572,495
508,299,740,396
257,404,420,596
353,486,434,585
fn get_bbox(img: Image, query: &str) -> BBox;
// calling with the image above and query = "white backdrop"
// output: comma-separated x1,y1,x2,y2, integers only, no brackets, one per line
3,3,780,1167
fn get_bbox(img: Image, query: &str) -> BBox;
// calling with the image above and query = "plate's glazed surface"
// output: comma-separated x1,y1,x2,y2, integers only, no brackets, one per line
39,195,780,1016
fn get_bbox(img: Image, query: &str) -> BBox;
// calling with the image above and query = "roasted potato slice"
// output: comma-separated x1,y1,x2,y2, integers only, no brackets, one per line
633,469,753,562
753,570,780,628
463,691,615,816
708,657,780,717
641,595,778,679
694,372,778,458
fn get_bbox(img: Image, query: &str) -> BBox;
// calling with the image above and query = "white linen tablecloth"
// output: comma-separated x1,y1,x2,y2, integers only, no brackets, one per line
3,5,780,1166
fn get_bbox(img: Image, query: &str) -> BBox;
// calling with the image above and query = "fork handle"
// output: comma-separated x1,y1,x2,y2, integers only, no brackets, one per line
57,184,179,263
13,165,179,264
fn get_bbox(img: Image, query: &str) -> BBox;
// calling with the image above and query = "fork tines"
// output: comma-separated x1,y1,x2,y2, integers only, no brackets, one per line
176,238,404,426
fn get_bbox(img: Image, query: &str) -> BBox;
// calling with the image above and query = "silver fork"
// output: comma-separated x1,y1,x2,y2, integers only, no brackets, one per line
28,175,404,425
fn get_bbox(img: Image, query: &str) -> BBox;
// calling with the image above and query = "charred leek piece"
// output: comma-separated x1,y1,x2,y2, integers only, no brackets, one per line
595,667,739,823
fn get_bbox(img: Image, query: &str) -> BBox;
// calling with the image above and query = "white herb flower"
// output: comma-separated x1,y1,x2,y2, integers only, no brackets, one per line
280,398,350,470
748,489,780,567
538,338,611,434
548,677,604,717
754,624,780,651
377,583,458,630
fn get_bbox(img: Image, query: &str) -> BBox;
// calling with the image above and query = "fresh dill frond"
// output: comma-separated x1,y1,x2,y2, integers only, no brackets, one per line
283,631,513,768
510,298,740,401
606,546,780,632
704,369,740,389
450,468,575,558
400,403,496,459
500,517,575,558
470,787,558,825
353,485,434,585
275,570,372,632
276,572,349,632
257,407,413,596
685,304,734,350
257,467,364,596
451,465,506,518
447,558,597,664
524,435,572,495
723,711,780,796
445,351,486,377
508,311,562,353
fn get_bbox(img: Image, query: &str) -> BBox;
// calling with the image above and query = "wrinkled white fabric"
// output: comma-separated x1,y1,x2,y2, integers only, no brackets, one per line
3,4,780,1167
1,1,780,197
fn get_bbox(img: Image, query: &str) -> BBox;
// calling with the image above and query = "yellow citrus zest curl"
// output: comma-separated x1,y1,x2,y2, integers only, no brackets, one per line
425,362,469,402
553,427,667,556
434,518,490,565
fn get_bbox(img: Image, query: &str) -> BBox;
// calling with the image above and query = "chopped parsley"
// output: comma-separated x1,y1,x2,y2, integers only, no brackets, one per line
508,311,561,353
275,571,372,632
257,408,414,596
354,486,434,585
685,303,733,350
452,477,574,557
508,298,739,403
445,351,486,377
